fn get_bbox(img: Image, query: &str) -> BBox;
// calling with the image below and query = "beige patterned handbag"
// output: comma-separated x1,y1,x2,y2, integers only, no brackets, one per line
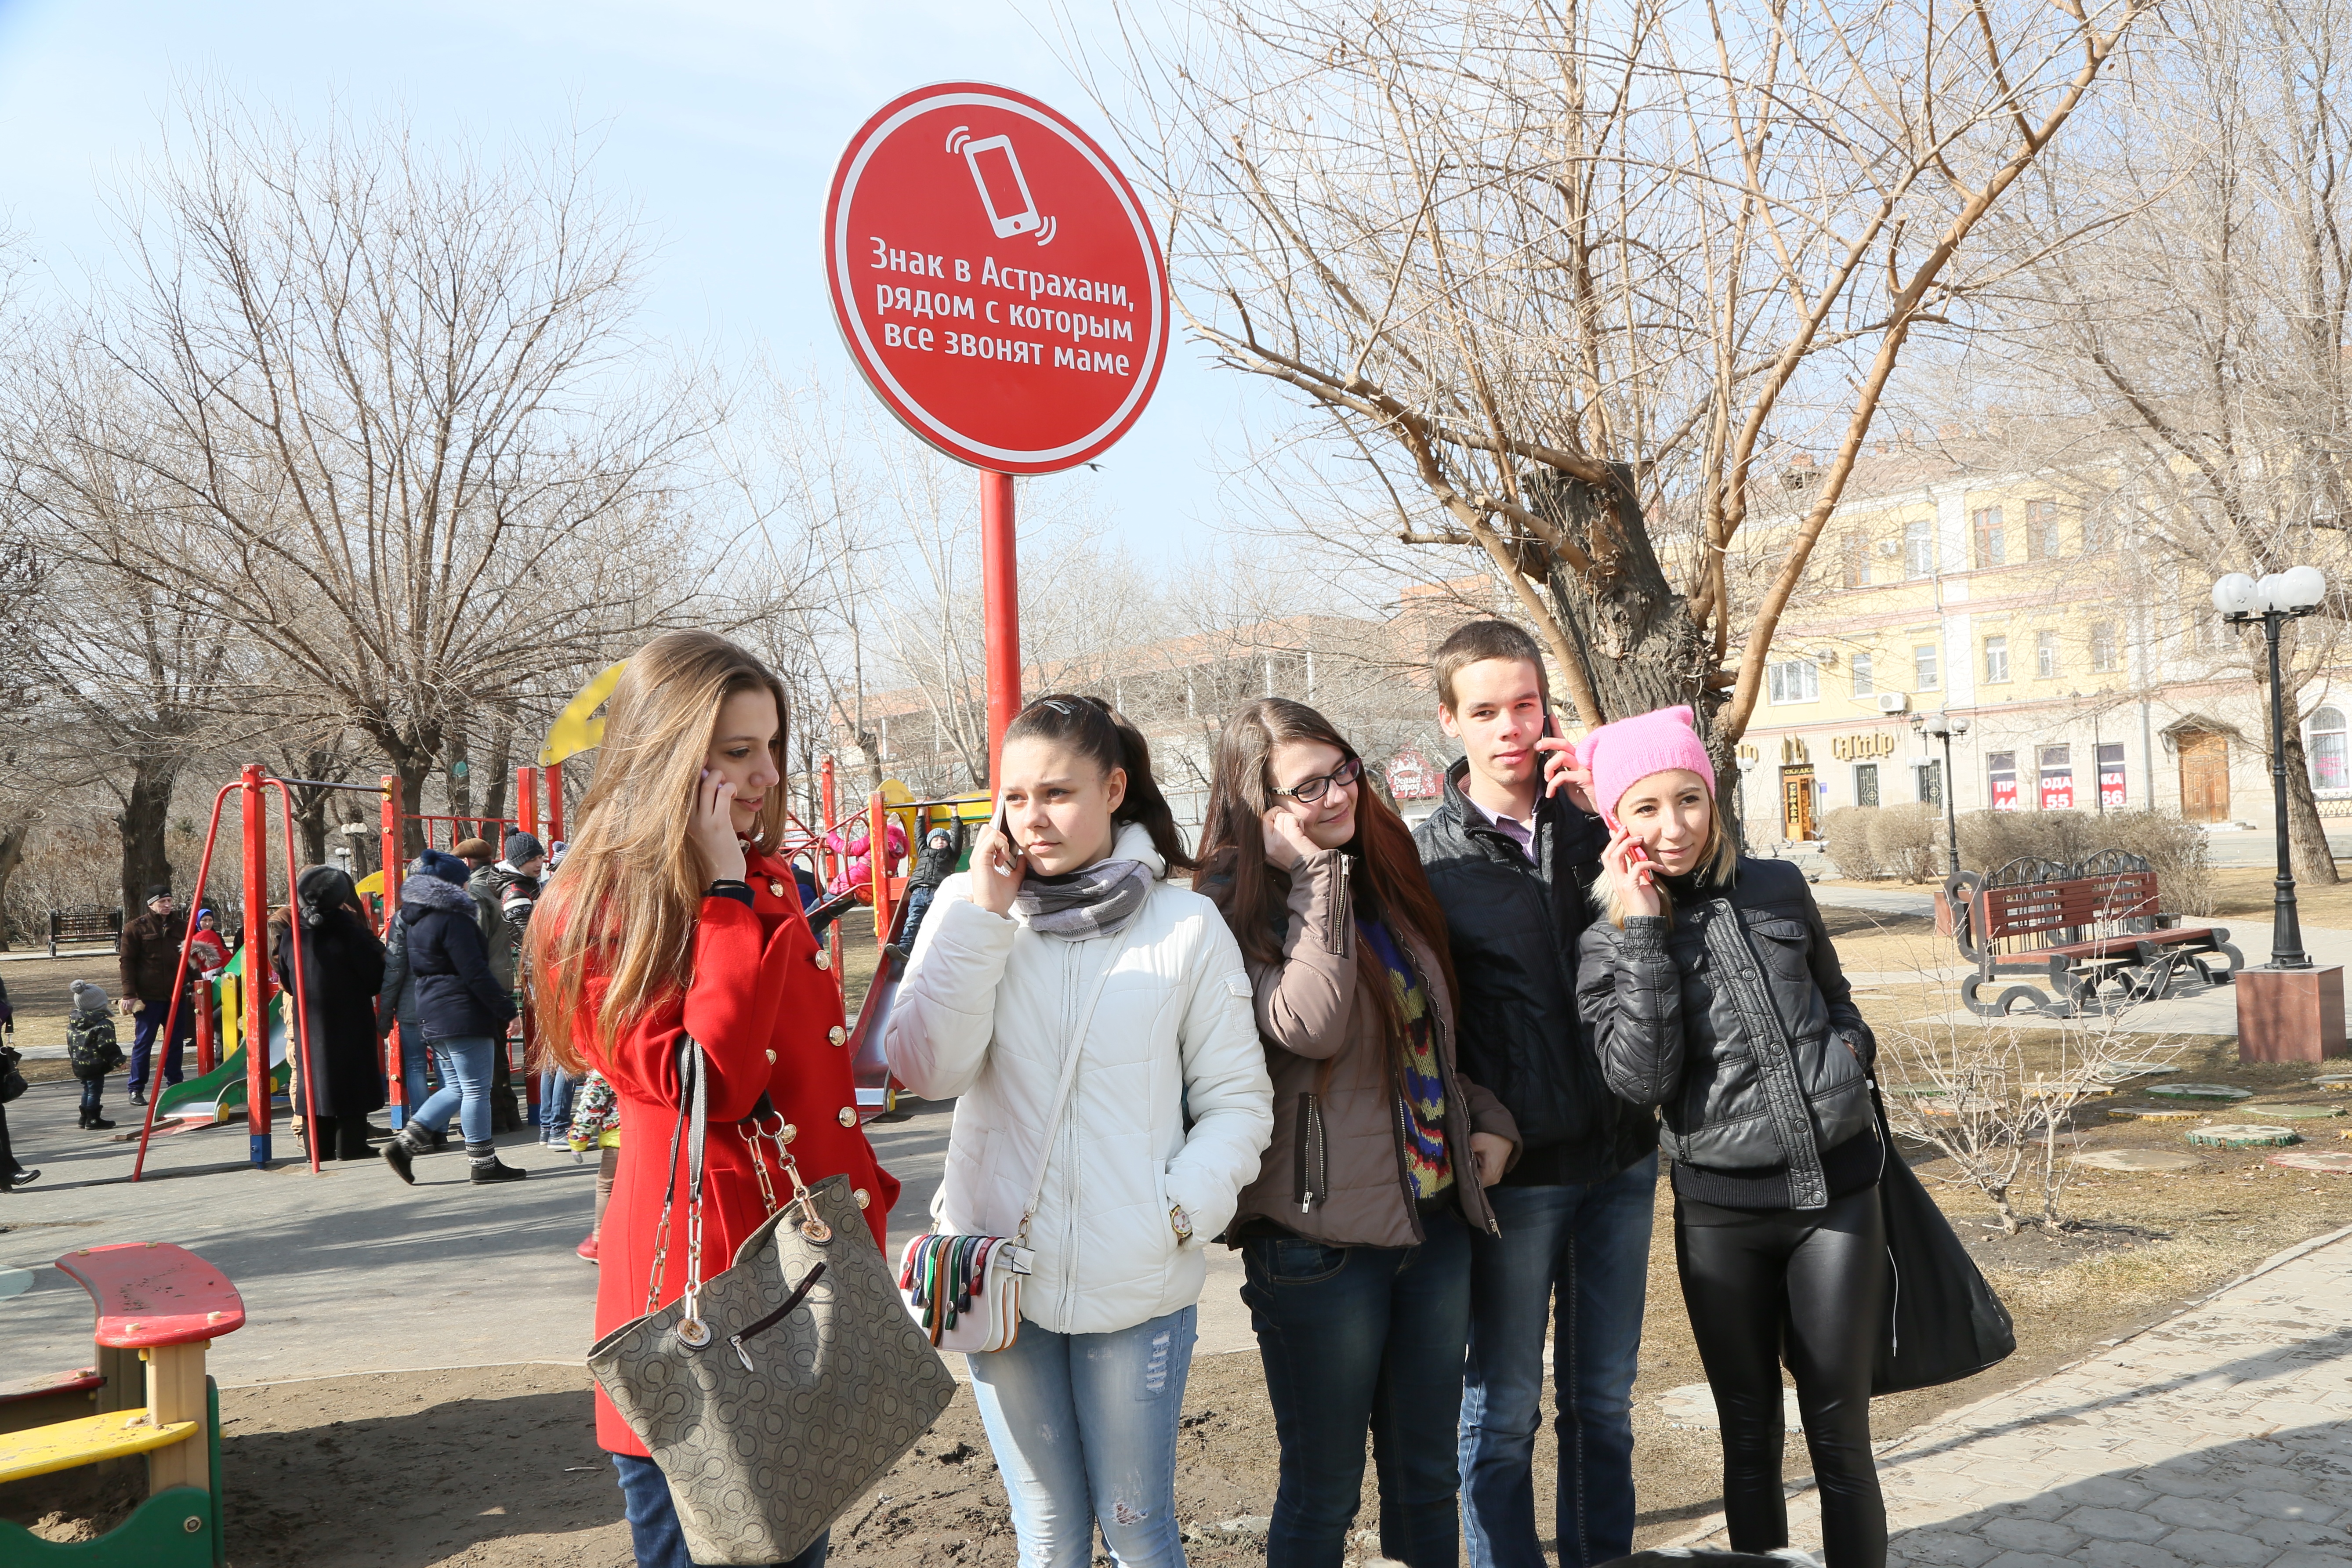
587,1036,956,1565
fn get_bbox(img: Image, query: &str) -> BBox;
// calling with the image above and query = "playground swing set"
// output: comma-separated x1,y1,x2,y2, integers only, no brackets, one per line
13,451,1052,1554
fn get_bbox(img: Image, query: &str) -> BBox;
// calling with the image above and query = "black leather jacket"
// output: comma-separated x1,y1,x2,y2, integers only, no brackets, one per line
1413,760,1659,1184
1576,857,1876,1210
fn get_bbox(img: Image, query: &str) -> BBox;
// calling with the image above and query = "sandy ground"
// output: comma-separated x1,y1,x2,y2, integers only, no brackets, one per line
7,1100,2347,1566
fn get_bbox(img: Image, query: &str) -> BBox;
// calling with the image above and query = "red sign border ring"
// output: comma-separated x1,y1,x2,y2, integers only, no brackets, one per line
824,81,1171,476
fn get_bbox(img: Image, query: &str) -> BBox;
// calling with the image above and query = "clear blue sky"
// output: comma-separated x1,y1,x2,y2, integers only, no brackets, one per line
0,0,1256,562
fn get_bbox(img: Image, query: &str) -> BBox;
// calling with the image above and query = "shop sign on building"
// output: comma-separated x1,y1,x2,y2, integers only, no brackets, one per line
1989,750,2020,811
2098,742,2127,808
1387,746,1442,800
2039,744,2075,810
1830,731,1897,761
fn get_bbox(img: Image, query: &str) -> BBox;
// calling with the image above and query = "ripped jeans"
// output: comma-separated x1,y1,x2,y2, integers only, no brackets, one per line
967,1305,1196,1568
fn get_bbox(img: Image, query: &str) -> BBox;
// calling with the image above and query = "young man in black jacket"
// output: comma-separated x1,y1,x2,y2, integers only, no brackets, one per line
1411,620,1660,1568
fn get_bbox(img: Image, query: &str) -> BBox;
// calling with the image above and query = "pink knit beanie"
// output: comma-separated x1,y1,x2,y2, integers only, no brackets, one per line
1580,705,1715,823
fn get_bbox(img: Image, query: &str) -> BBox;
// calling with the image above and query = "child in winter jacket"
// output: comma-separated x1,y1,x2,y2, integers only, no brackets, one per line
67,980,125,1130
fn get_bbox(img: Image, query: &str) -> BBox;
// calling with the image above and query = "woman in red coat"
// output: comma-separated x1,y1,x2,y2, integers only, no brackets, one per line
530,630,898,1568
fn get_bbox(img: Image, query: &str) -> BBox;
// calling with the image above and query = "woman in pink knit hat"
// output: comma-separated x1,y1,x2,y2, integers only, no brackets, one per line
1571,705,1889,1568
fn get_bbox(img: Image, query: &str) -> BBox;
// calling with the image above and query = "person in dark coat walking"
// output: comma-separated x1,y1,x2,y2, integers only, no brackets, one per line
382,855,524,1185
272,866,389,1162
378,850,469,1133
119,884,197,1104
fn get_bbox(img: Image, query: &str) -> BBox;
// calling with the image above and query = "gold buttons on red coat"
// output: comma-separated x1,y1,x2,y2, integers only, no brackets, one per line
854,1188,871,1209
837,1106,857,1128
814,950,832,971
828,1026,846,1047
769,880,786,898
780,1123,797,1143
764,1049,776,1064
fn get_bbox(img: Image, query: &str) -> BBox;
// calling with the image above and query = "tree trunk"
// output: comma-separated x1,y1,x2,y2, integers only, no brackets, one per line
0,819,27,951
447,717,473,820
481,717,514,827
372,725,443,859
116,757,184,915
2280,731,2341,884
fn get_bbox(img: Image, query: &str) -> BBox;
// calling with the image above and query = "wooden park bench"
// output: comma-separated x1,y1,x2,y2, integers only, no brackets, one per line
46,905,123,958
0,1242,245,1566
1945,851,2242,1019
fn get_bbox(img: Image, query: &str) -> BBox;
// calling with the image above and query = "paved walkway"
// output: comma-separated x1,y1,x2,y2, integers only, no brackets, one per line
1675,1224,2352,1565
0,1079,1258,1387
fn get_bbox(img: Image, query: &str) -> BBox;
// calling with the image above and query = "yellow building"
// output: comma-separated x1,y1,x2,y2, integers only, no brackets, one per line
1732,446,2312,847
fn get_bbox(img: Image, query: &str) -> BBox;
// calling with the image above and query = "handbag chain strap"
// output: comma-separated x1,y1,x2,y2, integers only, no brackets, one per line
1005,918,1140,1249
643,1034,712,1336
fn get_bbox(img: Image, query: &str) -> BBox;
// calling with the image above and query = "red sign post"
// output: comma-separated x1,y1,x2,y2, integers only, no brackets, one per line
826,82,1170,782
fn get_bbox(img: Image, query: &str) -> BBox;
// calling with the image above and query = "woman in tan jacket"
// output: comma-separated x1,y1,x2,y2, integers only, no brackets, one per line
1196,698,1520,1568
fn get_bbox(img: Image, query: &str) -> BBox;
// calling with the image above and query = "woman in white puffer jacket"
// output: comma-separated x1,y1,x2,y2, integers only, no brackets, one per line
887,693,1272,1568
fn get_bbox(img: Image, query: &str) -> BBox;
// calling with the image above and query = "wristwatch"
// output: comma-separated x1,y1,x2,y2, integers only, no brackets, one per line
1168,1205,1194,1243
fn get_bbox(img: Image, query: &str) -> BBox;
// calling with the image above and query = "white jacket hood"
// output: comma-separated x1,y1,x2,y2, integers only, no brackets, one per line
884,822,1273,1336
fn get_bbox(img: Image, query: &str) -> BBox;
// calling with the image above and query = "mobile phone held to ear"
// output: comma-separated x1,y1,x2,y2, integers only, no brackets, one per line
1601,803,1651,868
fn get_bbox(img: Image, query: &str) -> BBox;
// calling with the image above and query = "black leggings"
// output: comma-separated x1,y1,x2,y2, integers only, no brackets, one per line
1675,1185,1888,1568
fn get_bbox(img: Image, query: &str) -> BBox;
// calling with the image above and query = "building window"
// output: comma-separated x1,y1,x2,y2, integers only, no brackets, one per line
2039,744,2075,809
1985,634,2010,684
1852,653,1874,697
2036,628,2058,679
1855,763,1881,807
1972,506,2007,568
2098,741,2127,807
1767,657,1821,705
1917,758,1944,807
1904,518,1936,579
1914,643,1940,690
1841,534,1871,588
2310,706,2350,793
2025,500,2062,559
1988,750,2020,811
2091,621,2119,674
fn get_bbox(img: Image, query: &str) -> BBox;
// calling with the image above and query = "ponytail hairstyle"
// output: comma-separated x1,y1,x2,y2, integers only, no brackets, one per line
1003,693,1195,873
527,631,792,1073
1192,699,1459,1077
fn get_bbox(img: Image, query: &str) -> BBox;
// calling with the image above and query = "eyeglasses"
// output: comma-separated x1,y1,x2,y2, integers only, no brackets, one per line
1273,756,1363,804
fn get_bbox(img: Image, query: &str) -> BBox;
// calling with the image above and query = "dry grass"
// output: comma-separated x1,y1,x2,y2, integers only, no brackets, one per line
2208,860,2352,925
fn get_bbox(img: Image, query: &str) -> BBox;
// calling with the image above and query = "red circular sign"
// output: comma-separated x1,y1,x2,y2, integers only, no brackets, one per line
825,83,1171,475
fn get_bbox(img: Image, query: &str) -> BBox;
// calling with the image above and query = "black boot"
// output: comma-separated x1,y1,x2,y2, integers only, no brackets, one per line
468,1141,527,1184
381,1125,431,1184
80,1111,116,1131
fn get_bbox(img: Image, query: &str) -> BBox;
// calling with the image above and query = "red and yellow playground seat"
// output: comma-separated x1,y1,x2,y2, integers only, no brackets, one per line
0,1243,245,1566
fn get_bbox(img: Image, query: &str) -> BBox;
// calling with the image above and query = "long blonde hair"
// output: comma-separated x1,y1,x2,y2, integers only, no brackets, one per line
529,631,790,1072
1600,781,1741,928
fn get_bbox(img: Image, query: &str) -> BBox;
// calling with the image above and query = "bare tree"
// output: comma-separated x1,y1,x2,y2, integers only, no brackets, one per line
4,101,716,846
1946,0,2352,882
1084,0,2153,775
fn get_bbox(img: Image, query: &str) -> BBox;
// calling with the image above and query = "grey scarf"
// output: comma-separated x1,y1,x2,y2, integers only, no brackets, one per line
1014,858,1153,941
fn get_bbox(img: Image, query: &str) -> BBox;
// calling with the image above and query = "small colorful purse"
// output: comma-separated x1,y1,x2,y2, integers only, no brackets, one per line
894,919,1135,1354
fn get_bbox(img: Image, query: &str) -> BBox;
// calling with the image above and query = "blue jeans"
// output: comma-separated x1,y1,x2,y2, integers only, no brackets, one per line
128,999,193,1096
410,1036,495,1145
1243,1205,1473,1568
610,1451,826,1568
1460,1153,1658,1568
967,1305,1195,1568
538,1066,577,1137
79,1077,105,1119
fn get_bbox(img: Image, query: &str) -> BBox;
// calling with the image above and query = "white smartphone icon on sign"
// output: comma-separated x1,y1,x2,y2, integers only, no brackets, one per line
964,136,1041,238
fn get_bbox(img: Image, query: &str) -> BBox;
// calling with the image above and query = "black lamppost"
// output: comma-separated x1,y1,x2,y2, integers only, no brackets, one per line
2213,567,2327,970
1913,710,1971,876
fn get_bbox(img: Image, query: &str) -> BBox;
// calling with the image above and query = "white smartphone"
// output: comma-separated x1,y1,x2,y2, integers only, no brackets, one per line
964,136,1042,239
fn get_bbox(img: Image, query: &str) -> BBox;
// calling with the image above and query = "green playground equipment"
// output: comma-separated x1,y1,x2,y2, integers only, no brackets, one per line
151,950,289,1129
